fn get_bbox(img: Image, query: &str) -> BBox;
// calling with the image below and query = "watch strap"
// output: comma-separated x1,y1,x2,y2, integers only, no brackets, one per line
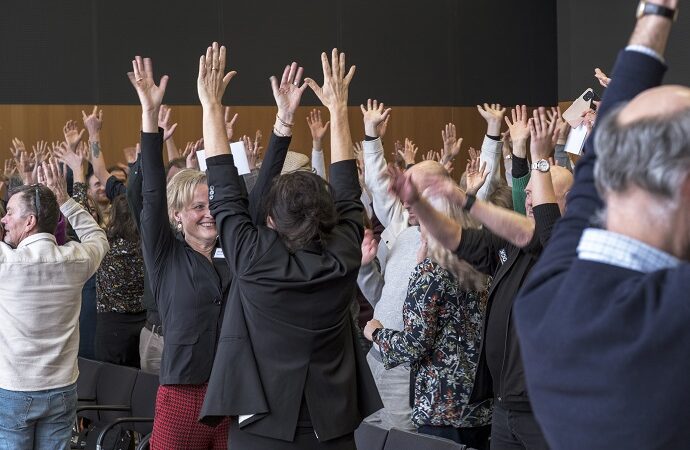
639,1,678,21
463,193,477,212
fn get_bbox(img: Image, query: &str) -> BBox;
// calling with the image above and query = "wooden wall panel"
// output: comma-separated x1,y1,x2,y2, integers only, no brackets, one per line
0,105,492,181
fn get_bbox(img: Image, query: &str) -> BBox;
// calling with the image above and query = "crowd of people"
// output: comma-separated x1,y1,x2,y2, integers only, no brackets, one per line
1,0,689,449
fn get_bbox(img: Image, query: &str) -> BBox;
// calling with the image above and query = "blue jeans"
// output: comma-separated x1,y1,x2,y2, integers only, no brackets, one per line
0,383,77,450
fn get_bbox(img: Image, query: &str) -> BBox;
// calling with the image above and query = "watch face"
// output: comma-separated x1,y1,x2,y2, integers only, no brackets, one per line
538,160,550,172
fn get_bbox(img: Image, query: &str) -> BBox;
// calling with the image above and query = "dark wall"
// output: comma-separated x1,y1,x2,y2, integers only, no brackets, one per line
558,0,690,101
0,0,557,106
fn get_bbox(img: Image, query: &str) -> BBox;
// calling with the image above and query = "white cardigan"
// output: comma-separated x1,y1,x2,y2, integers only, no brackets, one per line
0,198,109,391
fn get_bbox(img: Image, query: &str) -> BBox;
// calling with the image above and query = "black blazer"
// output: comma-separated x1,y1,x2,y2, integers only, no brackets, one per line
200,155,383,442
139,130,230,385
139,130,291,385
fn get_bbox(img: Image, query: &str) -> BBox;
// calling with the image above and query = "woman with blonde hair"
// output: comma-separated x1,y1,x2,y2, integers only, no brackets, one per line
128,56,232,449
364,186,493,450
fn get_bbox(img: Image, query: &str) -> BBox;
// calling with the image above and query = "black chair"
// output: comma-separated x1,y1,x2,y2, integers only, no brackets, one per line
136,433,151,450
76,358,104,423
95,370,160,450
355,422,389,450
74,363,139,449
383,428,466,450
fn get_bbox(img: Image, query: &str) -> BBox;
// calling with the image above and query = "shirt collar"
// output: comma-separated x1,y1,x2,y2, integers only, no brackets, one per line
577,228,680,273
17,232,57,249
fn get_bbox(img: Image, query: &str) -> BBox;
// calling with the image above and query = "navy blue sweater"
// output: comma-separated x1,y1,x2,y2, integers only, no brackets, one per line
514,49,690,449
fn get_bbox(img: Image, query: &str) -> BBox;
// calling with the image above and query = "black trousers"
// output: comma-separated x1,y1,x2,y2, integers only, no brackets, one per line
418,424,491,450
490,403,549,450
95,311,146,368
228,397,355,450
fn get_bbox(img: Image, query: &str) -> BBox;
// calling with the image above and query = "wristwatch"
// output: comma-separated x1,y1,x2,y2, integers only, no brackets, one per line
530,159,551,173
636,1,678,21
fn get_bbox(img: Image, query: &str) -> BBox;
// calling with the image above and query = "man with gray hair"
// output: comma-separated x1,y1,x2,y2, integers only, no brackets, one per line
514,0,690,448
0,160,109,449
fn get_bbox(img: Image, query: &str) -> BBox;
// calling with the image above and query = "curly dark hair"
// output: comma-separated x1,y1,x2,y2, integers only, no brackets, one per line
107,194,139,243
264,171,338,253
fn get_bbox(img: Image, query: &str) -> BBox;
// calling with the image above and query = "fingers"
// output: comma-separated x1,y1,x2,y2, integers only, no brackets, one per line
286,62,297,85
320,52,331,79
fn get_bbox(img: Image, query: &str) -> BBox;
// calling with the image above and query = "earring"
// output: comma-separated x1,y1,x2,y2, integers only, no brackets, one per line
176,221,183,232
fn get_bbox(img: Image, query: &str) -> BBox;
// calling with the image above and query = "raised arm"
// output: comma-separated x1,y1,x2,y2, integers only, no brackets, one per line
475,103,506,200
40,158,108,274
127,55,176,280
359,99,405,232
158,105,180,162
306,49,356,164
505,105,531,214
247,62,308,224
307,109,330,180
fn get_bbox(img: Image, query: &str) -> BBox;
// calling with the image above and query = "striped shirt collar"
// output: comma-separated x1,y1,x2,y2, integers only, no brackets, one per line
577,228,680,273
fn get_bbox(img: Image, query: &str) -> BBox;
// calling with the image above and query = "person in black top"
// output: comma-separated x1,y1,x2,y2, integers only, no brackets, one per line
387,108,573,450
127,55,233,450
198,43,382,449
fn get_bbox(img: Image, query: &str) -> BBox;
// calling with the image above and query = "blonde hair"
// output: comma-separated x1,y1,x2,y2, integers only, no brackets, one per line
166,169,207,226
425,191,487,291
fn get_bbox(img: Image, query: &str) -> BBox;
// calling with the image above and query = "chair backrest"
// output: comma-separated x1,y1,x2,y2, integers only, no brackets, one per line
130,370,160,435
77,357,103,401
95,362,139,423
383,428,466,450
355,422,389,450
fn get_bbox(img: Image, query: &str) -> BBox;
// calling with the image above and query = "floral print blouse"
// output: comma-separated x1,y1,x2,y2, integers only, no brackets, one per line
73,182,144,314
374,258,493,428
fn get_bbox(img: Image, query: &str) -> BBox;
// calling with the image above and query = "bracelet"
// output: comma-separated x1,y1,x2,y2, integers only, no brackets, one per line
273,127,291,138
463,193,477,212
504,154,513,160
275,113,294,128
372,328,382,341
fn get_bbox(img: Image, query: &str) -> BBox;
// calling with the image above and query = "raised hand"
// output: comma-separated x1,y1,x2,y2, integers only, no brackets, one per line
53,141,85,173
387,163,419,206
242,134,262,171
546,106,570,145
270,62,307,129
441,123,463,164
477,103,507,136
594,68,611,88
82,106,103,139
9,138,26,165
305,48,356,113
37,158,69,205
529,107,559,161
128,56,169,114
181,141,199,170
306,109,330,148
224,107,238,141
122,146,138,165
505,105,530,158
359,99,391,138
423,149,440,162
465,147,489,196
63,120,85,152
398,138,418,166
3,159,17,180
198,42,236,109
361,228,379,266
376,115,390,138
158,105,178,142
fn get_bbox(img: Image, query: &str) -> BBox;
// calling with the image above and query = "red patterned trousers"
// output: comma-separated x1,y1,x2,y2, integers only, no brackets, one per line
151,383,229,450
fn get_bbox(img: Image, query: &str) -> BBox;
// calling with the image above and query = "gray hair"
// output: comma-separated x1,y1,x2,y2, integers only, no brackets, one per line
594,105,690,202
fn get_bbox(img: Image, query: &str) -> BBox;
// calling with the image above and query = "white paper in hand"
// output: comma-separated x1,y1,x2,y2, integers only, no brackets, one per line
564,124,589,156
230,141,250,175
196,149,207,171
196,144,250,175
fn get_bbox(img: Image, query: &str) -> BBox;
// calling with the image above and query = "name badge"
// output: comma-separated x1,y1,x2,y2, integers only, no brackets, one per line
214,248,225,259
